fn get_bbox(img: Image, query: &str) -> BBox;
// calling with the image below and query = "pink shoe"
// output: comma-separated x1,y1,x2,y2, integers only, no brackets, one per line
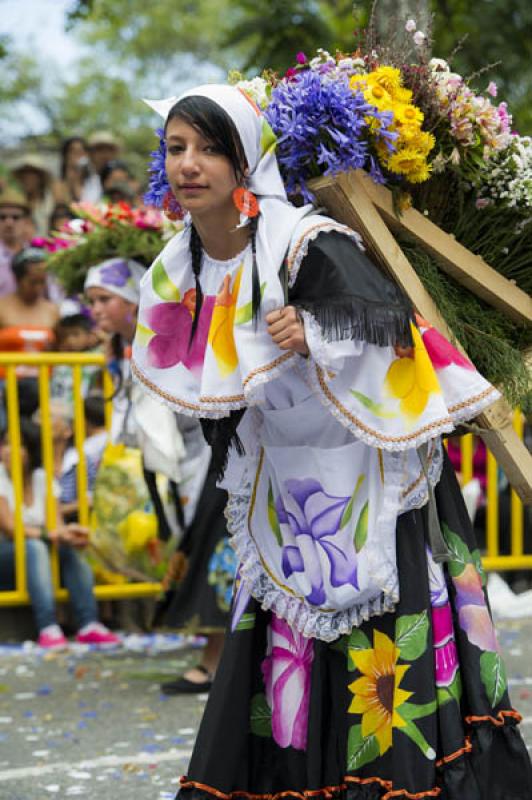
38,629,68,649
75,623,121,646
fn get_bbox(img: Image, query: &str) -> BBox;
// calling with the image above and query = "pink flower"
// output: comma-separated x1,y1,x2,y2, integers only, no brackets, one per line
487,81,497,98
453,564,498,653
145,290,216,375
475,198,491,210
419,324,475,372
296,52,307,65
261,615,314,751
405,19,417,32
432,603,459,687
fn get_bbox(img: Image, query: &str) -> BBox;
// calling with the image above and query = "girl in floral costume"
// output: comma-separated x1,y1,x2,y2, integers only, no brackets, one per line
132,85,531,799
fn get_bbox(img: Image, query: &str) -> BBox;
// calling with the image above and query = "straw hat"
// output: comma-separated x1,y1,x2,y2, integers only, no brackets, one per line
0,186,30,213
87,130,120,148
11,154,53,184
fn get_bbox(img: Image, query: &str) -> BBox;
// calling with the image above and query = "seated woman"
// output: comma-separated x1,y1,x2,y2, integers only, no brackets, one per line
0,418,119,648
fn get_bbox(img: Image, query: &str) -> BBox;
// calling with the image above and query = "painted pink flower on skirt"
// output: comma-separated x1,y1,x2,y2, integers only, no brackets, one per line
144,289,216,376
453,563,498,653
427,548,459,687
261,614,314,751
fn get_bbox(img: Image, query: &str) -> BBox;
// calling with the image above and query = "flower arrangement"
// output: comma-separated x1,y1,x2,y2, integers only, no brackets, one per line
46,201,182,295
139,14,530,408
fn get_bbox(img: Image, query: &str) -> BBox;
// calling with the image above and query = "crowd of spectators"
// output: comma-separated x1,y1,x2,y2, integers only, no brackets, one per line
0,131,144,646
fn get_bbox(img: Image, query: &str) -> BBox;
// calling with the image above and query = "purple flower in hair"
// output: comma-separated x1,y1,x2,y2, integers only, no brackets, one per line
99,259,131,287
144,128,171,208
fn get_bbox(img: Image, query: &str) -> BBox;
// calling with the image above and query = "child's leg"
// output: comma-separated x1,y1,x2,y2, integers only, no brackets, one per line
0,538,59,632
58,545,98,629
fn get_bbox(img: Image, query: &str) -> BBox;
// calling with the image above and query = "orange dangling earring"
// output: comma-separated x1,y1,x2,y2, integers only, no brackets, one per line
232,186,259,219
163,189,184,221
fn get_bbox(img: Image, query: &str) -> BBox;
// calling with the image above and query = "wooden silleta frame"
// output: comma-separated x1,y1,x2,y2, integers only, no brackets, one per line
310,169,532,504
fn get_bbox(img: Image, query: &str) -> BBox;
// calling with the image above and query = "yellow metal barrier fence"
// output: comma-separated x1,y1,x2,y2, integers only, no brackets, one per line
0,354,529,609
457,410,531,572
0,352,162,607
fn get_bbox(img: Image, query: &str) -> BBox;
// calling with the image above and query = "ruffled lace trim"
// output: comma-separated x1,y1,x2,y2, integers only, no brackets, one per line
225,450,404,643
303,356,499,453
131,359,246,419
287,221,365,289
401,439,444,514
300,310,336,372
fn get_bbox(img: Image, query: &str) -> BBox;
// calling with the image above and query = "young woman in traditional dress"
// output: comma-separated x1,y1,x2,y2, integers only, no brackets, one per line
132,85,532,799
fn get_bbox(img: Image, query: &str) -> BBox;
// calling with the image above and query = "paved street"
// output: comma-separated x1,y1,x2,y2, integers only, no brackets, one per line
0,620,531,800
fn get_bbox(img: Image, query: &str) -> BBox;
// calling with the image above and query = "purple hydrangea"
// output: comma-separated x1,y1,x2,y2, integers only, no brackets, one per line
264,71,397,202
144,128,170,208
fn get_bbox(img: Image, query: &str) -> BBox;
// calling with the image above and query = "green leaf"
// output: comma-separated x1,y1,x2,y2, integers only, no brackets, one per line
134,322,154,347
442,523,472,578
236,613,256,632
350,389,398,419
395,611,429,661
471,548,486,586
480,651,507,707
267,481,283,546
400,700,436,722
354,501,369,553
151,258,181,302
250,693,272,738
437,671,462,707
347,629,371,671
260,119,277,156
235,282,266,325
340,474,365,530
400,720,436,760
347,724,380,771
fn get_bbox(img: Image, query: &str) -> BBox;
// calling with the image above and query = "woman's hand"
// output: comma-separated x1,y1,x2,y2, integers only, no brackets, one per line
49,524,90,549
265,306,309,356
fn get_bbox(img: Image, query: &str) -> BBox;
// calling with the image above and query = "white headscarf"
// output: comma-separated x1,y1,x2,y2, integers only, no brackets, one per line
132,84,318,418
84,257,145,304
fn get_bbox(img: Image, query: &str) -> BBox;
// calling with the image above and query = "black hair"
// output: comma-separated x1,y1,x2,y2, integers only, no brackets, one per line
60,136,88,180
11,248,46,282
99,159,132,185
165,96,261,477
56,313,93,333
164,96,262,343
19,418,42,473
84,395,106,428
49,203,74,230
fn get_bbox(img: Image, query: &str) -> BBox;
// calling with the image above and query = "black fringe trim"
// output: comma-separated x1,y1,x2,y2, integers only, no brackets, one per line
200,410,246,482
293,296,414,348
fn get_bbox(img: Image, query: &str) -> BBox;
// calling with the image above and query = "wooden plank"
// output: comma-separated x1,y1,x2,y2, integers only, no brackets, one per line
310,171,532,504
357,171,532,326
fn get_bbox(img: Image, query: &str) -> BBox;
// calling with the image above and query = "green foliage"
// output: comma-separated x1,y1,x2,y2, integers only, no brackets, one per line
400,239,532,409
47,224,163,295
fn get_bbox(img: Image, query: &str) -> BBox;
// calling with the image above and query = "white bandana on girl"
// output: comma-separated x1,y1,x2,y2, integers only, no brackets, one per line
132,84,314,418
84,257,145,304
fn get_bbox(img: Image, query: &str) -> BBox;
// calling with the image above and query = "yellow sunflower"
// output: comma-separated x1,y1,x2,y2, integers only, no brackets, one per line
348,630,413,755
368,66,402,96
384,324,441,418
387,148,428,179
393,103,425,127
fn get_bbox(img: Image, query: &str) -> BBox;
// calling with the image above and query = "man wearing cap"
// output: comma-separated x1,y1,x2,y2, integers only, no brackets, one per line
0,187,30,297
10,155,62,237
82,131,121,203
